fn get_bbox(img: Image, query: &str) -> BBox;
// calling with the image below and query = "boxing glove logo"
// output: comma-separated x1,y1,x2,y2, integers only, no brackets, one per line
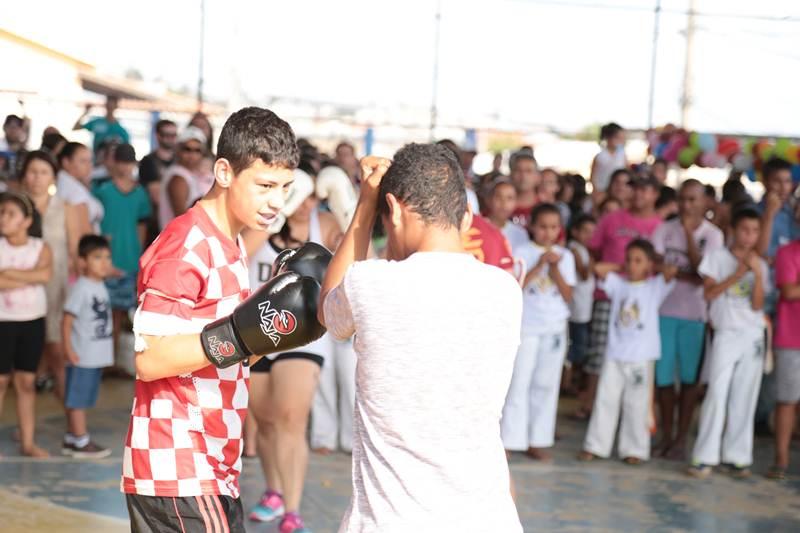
258,300,298,346
207,335,237,361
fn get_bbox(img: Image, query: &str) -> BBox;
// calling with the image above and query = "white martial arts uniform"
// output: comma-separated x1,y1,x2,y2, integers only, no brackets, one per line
502,243,576,450
583,273,675,460
311,336,356,452
691,248,769,467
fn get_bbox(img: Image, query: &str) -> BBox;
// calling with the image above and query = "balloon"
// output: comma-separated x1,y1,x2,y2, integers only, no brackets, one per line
732,153,753,172
775,138,791,158
755,140,772,160
689,132,700,148
717,138,740,158
787,145,800,165
792,164,800,184
662,139,682,162
698,152,721,168
742,138,755,155
654,142,667,158
697,133,718,153
678,146,701,169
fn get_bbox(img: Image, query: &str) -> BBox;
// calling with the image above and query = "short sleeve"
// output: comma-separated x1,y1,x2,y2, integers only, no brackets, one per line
600,271,622,298
64,282,85,316
324,281,355,340
82,117,100,133
559,249,577,287
135,259,206,335
775,245,798,287
698,251,717,281
651,223,667,255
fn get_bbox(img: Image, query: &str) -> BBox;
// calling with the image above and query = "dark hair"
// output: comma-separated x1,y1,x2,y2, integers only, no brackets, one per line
435,139,460,160
155,119,176,135
490,178,515,195
762,157,792,182
609,168,632,185
190,112,214,153
78,234,110,258
4,114,23,128
529,202,561,225
510,152,536,171
216,107,299,174
41,132,67,154
704,184,717,199
626,238,656,261
569,213,596,234
0,191,42,237
336,141,355,153
378,143,466,228
600,122,623,141
731,206,761,228
21,150,57,180
721,179,747,204
653,157,667,167
656,186,677,209
58,142,88,165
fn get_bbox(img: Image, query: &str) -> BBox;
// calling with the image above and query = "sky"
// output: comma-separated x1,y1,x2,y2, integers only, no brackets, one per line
6,0,800,136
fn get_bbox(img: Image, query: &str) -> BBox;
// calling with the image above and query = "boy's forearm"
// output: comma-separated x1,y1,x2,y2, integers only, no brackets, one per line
751,276,765,310
135,334,212,382
319,200,376,325
549,267,573,302
705,273,743,300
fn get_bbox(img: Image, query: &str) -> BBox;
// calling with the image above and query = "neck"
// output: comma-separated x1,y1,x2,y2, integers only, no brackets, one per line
488,214,506,229
156,147,173,159
630,206,654,218
198,188,243,241
731,243,752,257
415,227,465,254
106,113,115,122
681,214,702,229
6,232,27,245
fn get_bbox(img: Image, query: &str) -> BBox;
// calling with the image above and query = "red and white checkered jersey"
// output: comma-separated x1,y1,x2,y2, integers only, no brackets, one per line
121,204,251,498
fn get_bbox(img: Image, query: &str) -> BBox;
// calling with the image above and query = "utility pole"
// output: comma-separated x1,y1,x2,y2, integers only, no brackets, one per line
197,0,206,108
646,0,661,129
680,0,696,128
429,0,442,141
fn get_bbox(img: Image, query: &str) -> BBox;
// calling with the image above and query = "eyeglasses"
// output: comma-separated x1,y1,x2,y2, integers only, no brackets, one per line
181,146,203,154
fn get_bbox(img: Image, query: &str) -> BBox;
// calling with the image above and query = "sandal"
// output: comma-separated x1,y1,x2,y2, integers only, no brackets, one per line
623,457,642,466
766,465,787,480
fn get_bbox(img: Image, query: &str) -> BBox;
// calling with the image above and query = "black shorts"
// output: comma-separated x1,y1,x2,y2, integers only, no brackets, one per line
126,493,244,533
250,351,324,373
0,318,45,374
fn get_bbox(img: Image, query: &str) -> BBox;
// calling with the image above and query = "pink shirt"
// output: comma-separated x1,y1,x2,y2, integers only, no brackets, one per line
589,209,662,300
774,240,800,348
652,218,724,321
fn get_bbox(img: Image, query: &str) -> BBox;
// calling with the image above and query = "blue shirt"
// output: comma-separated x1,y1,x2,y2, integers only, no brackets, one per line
92,180,152,274
757,199,800,259
82,117,130,154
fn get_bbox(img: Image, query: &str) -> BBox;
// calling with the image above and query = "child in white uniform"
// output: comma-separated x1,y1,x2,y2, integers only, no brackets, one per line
689,207,769,479
501,203,576,461
579,239,677,464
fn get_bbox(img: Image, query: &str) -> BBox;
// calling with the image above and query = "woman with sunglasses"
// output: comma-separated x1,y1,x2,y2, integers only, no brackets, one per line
158,126,207,230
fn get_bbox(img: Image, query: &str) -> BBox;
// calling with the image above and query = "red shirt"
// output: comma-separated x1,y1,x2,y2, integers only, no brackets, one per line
464,214,514,274
121,205,251,498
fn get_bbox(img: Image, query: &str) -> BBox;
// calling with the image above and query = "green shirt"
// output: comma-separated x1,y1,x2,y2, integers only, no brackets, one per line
83,117,130,153
92,180,152,274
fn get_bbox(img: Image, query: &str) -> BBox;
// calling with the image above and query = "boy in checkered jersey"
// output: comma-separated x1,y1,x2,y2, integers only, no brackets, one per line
121,107,300,532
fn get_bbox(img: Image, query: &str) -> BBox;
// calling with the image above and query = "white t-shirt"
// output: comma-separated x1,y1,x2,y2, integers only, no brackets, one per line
63,277,113,368
516,243,577,334
602,272,676,362
652,218,724,322
57,170,105,233
159,164,201,230
502,221,529,254
592,146,627,192
698,248,770,331
567,240,595,323
324,252,523,533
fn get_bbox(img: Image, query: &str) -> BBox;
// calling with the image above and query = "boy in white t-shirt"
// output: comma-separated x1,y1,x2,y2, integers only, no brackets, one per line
501,203,577,461
579,239,677,464
688,207,769,479
563,214,596,394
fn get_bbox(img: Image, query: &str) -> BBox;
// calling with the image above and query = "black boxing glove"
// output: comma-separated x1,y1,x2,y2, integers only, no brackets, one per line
200,271,326,368
271,242,332,285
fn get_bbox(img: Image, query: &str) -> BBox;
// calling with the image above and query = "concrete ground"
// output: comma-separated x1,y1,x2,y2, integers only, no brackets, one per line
1,378,799,532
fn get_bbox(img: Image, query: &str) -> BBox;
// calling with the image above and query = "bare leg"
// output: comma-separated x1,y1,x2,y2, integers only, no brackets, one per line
244,410,258,457
14,371,48,457
67,408,87,437
267,359,320,514
655,386,675,455
250,371,282,494
669,384,700,459
45,342,65,401
0,374,10,418
774,403,797,469
577,373,599,416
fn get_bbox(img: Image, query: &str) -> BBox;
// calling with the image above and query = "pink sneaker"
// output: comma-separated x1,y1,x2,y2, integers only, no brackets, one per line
248,490,285,522
279,511,311,533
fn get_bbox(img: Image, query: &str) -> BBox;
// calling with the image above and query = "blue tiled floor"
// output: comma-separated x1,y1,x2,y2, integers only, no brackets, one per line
1,379,799,532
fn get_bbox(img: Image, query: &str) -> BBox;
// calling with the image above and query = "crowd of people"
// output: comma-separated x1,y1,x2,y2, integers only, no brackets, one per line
0,104,799,532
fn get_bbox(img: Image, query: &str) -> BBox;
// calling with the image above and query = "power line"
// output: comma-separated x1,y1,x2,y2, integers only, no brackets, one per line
513,0,800,23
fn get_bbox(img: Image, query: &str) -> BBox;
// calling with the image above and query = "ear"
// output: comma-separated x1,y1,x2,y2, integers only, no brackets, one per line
460,204,474,233
214,158,234,189
386,193,403,228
